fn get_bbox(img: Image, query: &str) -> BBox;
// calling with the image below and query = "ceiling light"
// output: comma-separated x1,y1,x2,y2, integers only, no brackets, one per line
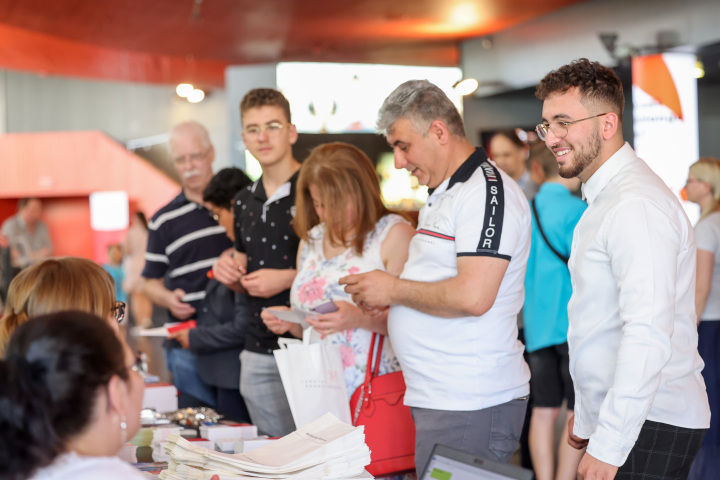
453,78,479,96
187,89,205,103
176,83,194,97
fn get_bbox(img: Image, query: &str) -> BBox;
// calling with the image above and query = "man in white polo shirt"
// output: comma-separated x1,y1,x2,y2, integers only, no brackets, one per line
341,80,531,474
535,58,709,480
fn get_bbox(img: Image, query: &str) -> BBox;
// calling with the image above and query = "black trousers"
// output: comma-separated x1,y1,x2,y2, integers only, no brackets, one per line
617,420,706,480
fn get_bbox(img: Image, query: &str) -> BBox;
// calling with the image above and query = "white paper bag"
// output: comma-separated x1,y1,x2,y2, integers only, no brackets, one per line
274,328,352,428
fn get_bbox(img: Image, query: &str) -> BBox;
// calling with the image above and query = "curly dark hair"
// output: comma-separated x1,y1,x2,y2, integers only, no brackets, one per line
535,58,624,123
203,167,253,209
240,88,292,124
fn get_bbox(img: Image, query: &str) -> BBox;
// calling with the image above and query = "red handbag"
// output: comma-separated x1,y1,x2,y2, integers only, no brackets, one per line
350,333,416,476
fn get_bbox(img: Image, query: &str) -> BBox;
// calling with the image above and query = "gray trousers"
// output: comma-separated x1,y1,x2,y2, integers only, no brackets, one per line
411,396,528,474
239,350,296,437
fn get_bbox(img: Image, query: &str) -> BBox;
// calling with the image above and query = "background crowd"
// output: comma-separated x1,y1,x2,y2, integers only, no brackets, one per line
0,58,718,480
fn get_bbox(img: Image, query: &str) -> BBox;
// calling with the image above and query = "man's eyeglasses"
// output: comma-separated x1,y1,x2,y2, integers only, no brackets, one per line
112,301,126,324
243,122,292,137
535,113,609,141
173,149,210,166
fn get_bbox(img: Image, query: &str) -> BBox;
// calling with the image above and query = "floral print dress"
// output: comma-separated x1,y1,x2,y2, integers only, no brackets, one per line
290,214,407,398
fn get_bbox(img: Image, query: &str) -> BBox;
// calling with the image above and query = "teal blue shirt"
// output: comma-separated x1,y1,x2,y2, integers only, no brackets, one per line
523,183,586,352
103,263,128,303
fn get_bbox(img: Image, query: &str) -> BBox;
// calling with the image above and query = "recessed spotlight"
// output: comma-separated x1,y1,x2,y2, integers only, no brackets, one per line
187,89,205,103
176,83,194,97
453,78,479,96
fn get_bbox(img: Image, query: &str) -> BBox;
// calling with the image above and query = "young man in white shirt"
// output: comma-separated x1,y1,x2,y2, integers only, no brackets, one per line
535,58,710,480
341,80,531,474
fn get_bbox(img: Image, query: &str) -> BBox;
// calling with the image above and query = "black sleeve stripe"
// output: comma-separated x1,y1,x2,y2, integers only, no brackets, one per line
476,161,505,255
458,252,512,261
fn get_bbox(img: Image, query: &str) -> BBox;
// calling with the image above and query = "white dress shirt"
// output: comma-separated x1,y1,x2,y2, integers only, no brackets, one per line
568,143,710,467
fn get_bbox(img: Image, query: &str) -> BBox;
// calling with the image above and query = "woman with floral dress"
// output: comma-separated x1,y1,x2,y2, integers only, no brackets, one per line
261,142,414,397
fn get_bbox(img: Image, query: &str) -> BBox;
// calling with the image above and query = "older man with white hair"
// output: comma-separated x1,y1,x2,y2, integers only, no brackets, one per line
142,121,233,407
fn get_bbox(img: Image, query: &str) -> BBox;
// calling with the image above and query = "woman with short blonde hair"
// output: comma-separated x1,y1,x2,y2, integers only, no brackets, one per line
0,257,122,355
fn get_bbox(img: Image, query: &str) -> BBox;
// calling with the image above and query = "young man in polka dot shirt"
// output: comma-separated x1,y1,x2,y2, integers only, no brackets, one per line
213,88,301,437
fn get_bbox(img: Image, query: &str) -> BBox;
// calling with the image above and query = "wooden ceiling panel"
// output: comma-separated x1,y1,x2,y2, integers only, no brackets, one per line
0,0,589,86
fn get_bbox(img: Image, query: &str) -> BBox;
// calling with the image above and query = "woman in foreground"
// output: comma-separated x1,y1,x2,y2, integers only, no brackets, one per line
0,311,146,480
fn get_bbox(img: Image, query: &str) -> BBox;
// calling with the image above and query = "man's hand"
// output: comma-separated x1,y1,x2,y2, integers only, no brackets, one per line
339,270,396,311
167,288,196,320
213,249,245,291
568,414,590,449
240,269,295,298
577,453,618,480
169,328,191,349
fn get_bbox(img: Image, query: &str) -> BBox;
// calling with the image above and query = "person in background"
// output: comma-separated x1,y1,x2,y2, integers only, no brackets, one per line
341,80,531,474
490,129,537,471
212,88,301,437
685,156,720,479
536,58,709,480
1,197,54,270
524,142,586,480
168,167,253,422
0,257,125,356
142,121,232,408
104,244,128,304
0,311,146,480
123,211,153,328
490,130,538,200
262,142,414,396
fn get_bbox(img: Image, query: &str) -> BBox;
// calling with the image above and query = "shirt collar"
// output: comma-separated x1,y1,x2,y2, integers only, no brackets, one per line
429,147,488,196
581,142,634,205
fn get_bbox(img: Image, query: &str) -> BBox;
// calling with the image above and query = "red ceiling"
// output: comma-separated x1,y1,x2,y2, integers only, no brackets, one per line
0,0,588,88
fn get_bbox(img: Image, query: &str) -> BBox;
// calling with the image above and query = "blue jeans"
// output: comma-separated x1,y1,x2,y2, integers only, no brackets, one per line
164,347,217,408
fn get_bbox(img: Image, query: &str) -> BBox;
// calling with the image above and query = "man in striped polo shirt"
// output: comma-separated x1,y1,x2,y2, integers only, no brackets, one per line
142,121,233,407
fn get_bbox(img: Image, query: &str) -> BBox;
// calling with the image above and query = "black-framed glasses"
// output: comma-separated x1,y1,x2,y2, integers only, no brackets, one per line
535,113,609,141
112,301,126,324
243,121,292,136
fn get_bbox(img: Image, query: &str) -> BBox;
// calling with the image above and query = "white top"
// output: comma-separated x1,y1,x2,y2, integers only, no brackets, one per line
694,211,720,320
569,143,710,467
29,452,146,480
389,149,531,411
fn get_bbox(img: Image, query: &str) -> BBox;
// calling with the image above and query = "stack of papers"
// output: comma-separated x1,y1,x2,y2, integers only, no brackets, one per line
159,413,371,480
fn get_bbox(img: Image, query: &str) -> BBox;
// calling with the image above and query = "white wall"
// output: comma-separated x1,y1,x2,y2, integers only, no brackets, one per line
461,0,720,96
1,69,231,169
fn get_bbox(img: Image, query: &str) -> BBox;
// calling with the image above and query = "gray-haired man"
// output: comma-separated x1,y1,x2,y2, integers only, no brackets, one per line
341,80,531,473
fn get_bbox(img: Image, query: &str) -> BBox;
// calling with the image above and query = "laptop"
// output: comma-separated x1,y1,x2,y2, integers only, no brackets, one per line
420,444,534,480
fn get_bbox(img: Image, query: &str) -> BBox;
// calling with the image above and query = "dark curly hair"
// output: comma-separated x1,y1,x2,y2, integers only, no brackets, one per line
0,311,127,480
203,167,253,209
240,88,292,124
535,58,624,123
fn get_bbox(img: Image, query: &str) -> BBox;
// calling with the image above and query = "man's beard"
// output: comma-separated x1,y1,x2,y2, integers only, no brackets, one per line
558,128,601,180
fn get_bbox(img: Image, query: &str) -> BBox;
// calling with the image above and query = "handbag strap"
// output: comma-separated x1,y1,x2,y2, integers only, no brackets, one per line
531,198,569,264
353,332,384,424
362,333,384,385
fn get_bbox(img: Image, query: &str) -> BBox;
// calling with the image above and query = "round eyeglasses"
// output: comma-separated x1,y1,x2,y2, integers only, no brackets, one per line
535,113,608,141
243,122,292,137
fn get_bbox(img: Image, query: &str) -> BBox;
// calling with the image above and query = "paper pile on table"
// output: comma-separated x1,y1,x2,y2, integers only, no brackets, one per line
159,413,371,480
